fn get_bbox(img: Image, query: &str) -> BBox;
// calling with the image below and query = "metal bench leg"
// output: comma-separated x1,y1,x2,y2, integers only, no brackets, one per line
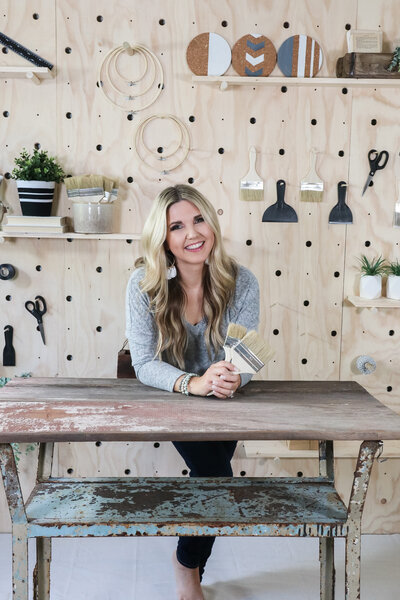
12,523,29,600
318,441,335,599
34,538,52,600
345,440,382,600
0,444,29,600
320,537,335,600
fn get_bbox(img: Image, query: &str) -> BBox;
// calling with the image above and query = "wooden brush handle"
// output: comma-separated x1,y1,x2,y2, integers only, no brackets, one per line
247,146,257,177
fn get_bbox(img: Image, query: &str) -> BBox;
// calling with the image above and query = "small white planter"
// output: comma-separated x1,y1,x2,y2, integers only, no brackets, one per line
387,274,400,300
360,274,382,299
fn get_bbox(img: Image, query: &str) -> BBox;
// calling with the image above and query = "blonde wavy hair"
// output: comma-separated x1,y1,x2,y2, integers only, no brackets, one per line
135,184,238,369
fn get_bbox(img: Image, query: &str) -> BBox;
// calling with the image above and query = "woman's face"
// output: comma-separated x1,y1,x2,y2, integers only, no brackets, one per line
165,200,215,269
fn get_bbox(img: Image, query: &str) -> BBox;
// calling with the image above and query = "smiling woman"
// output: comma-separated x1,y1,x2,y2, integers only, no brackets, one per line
125,184,260,599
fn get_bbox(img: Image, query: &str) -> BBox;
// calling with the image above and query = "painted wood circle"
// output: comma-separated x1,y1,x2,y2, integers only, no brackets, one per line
232,34,276,77
277,35,323,77
186,32,231,76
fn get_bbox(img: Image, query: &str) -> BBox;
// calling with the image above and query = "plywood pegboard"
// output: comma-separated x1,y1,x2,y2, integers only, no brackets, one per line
1,0,400,534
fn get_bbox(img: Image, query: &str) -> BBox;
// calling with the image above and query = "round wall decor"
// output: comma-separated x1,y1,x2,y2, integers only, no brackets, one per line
186,32,231,76
232,34,276,77
277,35,323,77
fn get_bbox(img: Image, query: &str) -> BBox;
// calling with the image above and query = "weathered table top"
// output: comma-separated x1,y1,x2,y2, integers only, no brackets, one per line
1,378,400,442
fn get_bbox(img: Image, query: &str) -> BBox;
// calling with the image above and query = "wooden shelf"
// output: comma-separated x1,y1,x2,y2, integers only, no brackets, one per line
0,232,141,242
0,66,54,84
192,75,400,90
347,295,400,308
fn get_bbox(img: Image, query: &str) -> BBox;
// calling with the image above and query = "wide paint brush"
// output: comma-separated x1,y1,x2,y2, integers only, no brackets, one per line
239,147,264,202
230,330,275,374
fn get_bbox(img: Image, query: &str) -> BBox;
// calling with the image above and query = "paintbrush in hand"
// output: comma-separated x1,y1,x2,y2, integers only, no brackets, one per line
223,322,247,361
230,329,275,374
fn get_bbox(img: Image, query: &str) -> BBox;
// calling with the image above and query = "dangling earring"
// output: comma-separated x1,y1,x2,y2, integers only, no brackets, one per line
167,259,177,280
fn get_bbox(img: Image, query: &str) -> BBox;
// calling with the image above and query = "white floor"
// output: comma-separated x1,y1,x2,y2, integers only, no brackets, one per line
0,534,399,599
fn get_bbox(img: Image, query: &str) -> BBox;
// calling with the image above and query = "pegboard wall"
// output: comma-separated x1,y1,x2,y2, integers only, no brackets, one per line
0,0,400,533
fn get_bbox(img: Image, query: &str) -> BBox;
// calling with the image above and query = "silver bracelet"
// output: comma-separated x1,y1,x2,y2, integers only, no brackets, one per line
179,372,198,396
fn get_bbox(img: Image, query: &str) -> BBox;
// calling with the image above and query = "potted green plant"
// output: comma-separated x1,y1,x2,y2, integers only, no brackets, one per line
11,147,66,216
385,259,400,300
358,255,386,299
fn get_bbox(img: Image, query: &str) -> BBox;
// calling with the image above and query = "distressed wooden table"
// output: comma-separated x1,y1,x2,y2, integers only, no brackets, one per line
1,378,400,600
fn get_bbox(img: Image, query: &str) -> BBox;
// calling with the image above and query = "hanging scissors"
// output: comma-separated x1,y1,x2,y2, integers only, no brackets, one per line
25,295,47,345
361,149,389,196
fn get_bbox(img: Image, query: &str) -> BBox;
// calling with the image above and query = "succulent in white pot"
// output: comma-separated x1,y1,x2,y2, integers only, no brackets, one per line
385,259,400,300
358,255,386,299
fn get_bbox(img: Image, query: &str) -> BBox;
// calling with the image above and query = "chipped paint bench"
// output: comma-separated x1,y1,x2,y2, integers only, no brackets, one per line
1,379,400,600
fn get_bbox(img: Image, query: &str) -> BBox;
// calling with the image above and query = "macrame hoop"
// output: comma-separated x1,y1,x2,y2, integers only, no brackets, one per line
134,114,190,174
97,42,164,112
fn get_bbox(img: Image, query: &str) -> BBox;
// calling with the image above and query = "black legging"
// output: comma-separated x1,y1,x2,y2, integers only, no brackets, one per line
172,440,238,581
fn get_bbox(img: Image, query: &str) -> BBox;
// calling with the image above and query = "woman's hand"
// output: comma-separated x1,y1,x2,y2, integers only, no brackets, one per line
188,361,241,399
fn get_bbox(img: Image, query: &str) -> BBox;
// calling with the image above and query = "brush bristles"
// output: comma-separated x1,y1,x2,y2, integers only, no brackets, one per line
394,204,400,227
239,188,264,202
226,323,247,341
240,330,275,366
300,189,323,202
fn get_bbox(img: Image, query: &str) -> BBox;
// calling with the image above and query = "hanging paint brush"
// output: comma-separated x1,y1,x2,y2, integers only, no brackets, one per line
239,146,264,201
394,186,400,228
394,153,400,228
300,149,324,202
230,330,275,375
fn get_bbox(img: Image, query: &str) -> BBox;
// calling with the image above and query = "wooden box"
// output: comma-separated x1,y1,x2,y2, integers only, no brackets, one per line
336,52,400,78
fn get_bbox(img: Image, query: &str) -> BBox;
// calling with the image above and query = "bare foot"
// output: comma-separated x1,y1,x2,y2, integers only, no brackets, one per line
172,551,205,600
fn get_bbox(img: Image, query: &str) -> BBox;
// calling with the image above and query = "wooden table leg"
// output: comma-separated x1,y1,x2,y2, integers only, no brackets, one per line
319,441,335,600
0,443,29,600
345,440,382,600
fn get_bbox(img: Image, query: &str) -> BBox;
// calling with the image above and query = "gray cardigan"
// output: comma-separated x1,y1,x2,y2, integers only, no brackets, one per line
125,265,260,393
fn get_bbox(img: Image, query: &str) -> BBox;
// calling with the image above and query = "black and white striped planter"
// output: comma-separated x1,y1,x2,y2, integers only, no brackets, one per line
17,180,55,216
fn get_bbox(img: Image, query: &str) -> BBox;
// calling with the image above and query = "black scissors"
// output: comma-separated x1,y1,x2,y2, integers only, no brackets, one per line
25,295,47,345
362,149,389,196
